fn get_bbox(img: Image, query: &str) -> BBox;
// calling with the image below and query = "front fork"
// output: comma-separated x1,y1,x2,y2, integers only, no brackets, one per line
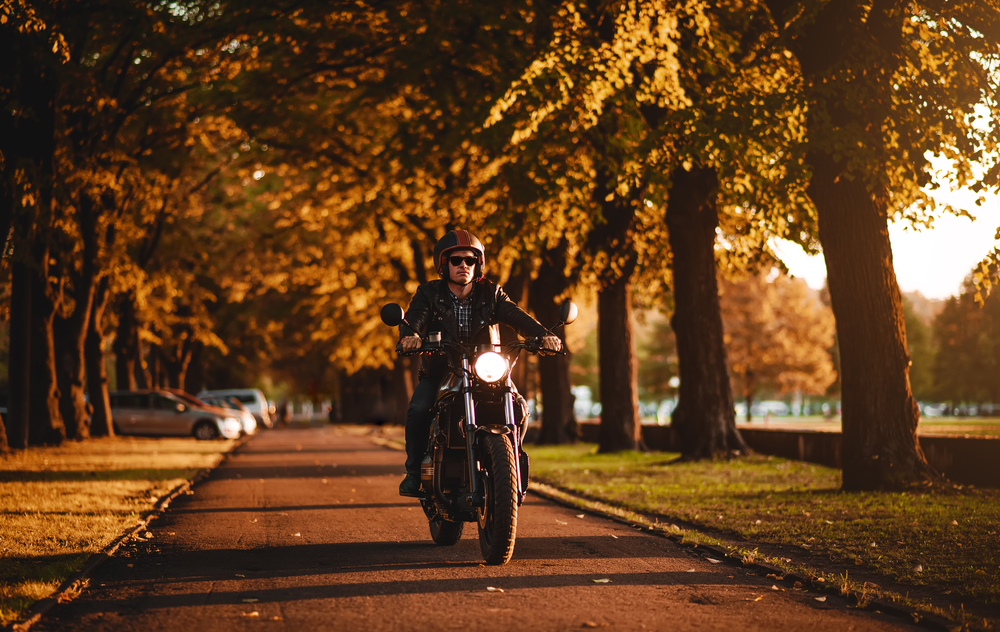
461,357,481,505
461,358,525,507
503,389,525,505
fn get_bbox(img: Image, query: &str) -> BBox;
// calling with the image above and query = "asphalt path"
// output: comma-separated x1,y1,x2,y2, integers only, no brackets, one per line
37,426,917,631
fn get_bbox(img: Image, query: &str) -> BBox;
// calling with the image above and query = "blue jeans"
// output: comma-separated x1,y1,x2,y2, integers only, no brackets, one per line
404,375,441,474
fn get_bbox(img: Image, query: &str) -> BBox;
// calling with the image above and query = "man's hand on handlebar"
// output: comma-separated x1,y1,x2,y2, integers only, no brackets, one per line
400,335,422,351
541,335,562,353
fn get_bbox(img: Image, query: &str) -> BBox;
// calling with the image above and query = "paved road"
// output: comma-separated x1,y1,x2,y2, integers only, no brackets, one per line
38,426,916,631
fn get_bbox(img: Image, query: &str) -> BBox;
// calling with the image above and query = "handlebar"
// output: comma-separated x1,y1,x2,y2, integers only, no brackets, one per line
395,337,566,357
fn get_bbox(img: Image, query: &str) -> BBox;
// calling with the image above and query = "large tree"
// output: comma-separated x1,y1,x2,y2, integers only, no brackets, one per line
761,0,1000,489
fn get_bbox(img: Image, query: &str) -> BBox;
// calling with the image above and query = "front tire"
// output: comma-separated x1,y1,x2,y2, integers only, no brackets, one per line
477,433,518,565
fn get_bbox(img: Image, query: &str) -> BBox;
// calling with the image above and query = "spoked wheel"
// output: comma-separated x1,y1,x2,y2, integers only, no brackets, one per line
477,433,518,565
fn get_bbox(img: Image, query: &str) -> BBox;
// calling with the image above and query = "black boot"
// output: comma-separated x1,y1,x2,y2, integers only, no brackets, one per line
398,472,422,497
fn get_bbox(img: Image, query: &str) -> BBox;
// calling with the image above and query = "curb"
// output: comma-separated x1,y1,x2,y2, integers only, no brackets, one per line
8,434,253,632
528,481,958,632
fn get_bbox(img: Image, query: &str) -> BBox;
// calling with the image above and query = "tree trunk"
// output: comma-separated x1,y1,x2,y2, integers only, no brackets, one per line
808,152,929,489
184,342,205,394
86,280,114,436
149,343,162,388
29,248,66,445
162,339,194,389
597,270,641,452
9,256,31,449
55,314,92,440
761,0,934,489
113,295,138,391
57,192,101,439
530,245,577,444
666,166,746,459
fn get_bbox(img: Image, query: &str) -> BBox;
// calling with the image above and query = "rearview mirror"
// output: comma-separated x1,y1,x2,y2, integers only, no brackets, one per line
559,301,579,325
380,303,405,327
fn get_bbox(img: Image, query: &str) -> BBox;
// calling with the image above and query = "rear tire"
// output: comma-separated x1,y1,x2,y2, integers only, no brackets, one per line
477,433,518,565
193,421,219,441
429,516,464,545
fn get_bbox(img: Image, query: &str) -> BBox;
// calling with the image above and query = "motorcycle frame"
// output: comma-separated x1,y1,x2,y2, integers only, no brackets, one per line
427,343,526,514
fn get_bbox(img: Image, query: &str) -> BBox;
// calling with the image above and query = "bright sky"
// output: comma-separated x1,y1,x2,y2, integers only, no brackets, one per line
773,187,1000,300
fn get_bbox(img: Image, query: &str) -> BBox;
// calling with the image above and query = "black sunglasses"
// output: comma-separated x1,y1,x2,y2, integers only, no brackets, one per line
449,256,478,267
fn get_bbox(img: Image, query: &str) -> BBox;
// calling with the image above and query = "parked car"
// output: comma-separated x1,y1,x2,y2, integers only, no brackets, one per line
199,389,273,429
109,390,242,440
198,394,257,435
159,388,254,435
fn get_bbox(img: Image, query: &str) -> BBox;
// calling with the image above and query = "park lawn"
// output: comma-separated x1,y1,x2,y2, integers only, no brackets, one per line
530,444,1000,610
0,436,236,626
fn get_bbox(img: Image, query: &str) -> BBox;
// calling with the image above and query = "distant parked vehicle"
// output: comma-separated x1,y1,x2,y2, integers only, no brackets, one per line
199,394,257,435
109,390,242,440
198,388,273,429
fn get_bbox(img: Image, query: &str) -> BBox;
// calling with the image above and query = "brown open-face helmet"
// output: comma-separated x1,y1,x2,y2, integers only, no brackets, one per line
433,229,485,282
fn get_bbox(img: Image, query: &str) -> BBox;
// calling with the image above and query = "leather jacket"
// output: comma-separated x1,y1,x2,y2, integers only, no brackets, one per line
400,278,547,376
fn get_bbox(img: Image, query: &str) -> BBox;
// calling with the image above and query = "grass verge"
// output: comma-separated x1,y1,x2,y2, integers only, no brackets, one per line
0,435,236,627
530,443,1000,628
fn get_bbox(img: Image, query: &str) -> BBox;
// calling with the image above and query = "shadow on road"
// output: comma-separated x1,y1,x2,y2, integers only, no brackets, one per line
208,463,401,479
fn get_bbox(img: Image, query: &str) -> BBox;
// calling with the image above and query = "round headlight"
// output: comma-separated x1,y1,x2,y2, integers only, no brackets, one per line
474,351,509,383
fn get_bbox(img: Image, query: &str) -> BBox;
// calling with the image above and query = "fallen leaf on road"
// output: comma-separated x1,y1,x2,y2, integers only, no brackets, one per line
610,535,618,539
242,598,259,603
583,622,599,628
951,520,958,525
766,574,784,581
576,514,585,519
167,532,175,535
292,533,301,537
592,579,611,583
486,587,504,593
708,559,722,564
250,519,257,523
235,574,246,578
271,616,283,621
754,596,763,602
555,519,567,525
322,479,328,484
686,569,695,573
815,597,827,602
243,611,259,618
771,585,780,591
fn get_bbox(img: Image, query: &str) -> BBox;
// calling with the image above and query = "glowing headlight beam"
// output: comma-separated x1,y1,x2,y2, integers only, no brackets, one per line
474,351,509,383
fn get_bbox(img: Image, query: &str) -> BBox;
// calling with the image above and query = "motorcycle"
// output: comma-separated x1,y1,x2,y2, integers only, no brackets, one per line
379,301,578,565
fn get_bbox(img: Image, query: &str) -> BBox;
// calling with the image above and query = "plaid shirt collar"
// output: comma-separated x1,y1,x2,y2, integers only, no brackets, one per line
449,288,474,341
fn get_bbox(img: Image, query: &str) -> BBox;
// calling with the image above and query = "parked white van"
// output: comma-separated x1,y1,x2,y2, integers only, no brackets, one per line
199,388,273,429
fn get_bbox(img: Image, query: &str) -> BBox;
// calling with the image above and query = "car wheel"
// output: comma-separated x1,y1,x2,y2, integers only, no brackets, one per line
193,421,219,441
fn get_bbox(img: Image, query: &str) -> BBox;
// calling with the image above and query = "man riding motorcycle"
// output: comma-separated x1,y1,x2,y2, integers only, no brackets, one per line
397,229,562,496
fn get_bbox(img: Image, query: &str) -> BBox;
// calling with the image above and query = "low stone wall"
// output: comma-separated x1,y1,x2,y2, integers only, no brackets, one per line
574,422,1000,488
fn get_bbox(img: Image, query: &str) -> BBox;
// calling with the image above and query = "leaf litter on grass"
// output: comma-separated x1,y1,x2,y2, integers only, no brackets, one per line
0,436,235,626
530,443,1000,609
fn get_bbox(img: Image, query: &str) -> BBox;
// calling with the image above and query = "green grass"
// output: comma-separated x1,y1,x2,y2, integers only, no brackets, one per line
530,444,1000,610
0,436,235,626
